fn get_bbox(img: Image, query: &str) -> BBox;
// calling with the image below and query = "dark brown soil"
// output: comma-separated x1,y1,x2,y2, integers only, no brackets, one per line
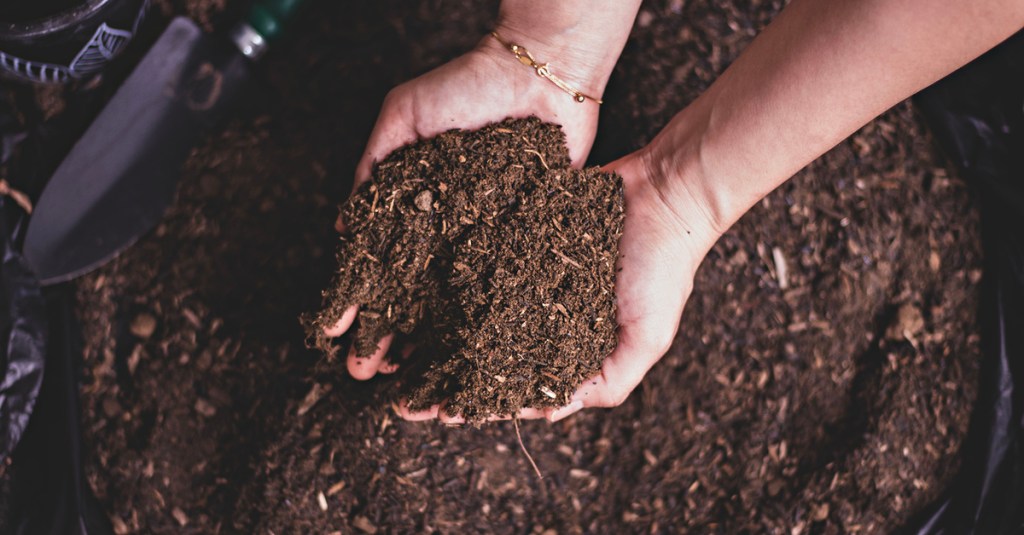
307,118,623,421
5,0,983,533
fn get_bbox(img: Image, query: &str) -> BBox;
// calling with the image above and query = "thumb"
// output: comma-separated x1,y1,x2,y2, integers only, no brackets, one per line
571,331,666,409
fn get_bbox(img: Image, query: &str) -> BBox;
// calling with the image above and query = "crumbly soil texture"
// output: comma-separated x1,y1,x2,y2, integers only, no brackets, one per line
0,0,985,534
307,118,623,421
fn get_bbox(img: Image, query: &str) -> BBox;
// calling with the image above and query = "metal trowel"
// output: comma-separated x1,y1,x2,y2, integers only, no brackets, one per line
23,0,308,285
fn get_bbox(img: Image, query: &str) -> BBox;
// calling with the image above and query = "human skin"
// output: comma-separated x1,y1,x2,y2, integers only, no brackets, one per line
327,0,1024,422
326,0,643,420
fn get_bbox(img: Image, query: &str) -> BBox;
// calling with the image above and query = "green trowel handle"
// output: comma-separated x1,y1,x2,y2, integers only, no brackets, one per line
246,0,307,43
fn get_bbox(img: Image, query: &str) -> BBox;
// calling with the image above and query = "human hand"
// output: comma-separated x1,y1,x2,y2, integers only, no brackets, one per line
541,149,724,421
332,0,1024,421
350,34,602,188
391,141,725,423
325,9,639,381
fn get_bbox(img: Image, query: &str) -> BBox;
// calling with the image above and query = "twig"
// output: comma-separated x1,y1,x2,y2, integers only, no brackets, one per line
514,418,543,480
0,180,33,214
550,247,583,269
523,149,549,170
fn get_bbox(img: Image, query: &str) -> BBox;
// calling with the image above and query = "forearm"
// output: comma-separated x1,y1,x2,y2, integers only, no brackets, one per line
484,0,643,97
654,0,1024,244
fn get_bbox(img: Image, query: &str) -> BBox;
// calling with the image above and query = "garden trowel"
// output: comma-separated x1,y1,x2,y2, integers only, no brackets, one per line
22,0,307,285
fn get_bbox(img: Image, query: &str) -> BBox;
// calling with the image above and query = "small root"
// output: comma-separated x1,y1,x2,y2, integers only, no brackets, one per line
514,417,543,480
523,149,549,170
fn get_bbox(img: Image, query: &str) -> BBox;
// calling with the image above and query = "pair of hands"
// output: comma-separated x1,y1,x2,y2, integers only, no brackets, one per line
326,0,1024,423
324,37,719,423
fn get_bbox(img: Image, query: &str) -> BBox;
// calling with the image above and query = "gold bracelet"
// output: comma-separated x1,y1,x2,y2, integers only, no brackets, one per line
490,31,603,105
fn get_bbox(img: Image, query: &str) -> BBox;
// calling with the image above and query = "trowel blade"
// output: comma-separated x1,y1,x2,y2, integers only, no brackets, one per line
23,16,249,285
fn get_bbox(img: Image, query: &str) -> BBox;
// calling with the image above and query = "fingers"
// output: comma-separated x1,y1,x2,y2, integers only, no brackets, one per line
377,343,414,375
386,339,665,421
323,305,359,338
346,333,394,381
394,399,548,423
436,405,547,424
546,400,584,423
326,309,405,377
397,401,439,421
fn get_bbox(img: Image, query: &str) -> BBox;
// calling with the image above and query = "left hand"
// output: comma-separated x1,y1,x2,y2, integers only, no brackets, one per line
398,145,725,423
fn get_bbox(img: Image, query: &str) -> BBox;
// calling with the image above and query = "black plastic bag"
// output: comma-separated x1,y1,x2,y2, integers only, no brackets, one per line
1,88,113,535
0,98,46,463
0,206,46,463
907,30,1024,534
7,285,113,535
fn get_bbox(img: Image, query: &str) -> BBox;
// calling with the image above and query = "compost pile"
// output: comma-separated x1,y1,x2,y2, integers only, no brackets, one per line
307,118,624,421
0,0,982,533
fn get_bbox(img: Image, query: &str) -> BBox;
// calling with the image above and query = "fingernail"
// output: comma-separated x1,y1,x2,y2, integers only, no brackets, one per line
548,400,584,423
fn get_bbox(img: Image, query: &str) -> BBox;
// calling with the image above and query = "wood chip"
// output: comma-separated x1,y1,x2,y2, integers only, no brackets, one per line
414,190,433,211
0,179,33,213
194,398,216,417
298,383,332,416
171,507,188,527
550,248,582,269
352,515,378,534
327,480,347,496
130,313,157,339
111,516,130,535
772,246,788,289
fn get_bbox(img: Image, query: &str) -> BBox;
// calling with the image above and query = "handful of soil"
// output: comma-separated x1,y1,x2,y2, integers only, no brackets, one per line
306,117,624,422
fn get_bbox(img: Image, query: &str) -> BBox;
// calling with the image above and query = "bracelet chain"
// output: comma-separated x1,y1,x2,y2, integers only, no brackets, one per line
490,31,604,105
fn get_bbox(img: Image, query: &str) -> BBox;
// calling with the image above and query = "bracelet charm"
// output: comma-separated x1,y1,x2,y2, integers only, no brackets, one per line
491,31,603,105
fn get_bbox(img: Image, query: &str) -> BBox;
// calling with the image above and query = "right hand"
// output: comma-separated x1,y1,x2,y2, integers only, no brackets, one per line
398,146,726,423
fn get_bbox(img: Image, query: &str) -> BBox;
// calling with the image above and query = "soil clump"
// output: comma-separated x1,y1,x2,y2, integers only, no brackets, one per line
307,118,624,421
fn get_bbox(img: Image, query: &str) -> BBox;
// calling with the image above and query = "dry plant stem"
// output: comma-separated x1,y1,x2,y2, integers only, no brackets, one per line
514,418,543,480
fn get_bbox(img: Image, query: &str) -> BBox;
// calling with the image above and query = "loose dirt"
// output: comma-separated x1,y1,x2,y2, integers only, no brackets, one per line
307,118,623,421
0,0,985,533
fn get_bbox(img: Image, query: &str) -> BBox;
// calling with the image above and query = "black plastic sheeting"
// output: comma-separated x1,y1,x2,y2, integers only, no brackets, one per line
7,285,113,535
0,206,46,463
908,31,1024,534
0,100,46,463
1,89,113,534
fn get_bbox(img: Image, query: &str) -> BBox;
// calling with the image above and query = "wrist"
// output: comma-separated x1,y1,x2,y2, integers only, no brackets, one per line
640,109,730,253
481,1,640,100
610,144,724,274
645,95,771,243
